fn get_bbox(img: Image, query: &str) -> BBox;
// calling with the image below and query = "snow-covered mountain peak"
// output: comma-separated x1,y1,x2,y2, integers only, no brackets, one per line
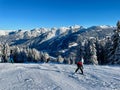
70,25,81,29
0,30,6,36
0,30,10,36
99,25,114,28
0,25,112,37
59,27,69,31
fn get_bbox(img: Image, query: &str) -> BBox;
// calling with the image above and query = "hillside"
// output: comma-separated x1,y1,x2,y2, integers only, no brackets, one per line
0,63,119,90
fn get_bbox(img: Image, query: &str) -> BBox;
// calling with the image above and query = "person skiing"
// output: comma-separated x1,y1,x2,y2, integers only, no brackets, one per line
75,57,84,74
9,50,14,63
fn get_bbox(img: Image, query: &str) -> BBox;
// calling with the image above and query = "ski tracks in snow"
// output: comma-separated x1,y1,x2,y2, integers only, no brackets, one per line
0,63,120,90
68,65,120,90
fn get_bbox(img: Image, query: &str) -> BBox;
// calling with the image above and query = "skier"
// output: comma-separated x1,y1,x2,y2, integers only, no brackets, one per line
75,57,84,74
9,50,14,63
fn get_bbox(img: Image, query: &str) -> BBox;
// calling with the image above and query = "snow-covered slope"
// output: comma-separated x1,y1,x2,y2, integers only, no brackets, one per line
0,63,119,90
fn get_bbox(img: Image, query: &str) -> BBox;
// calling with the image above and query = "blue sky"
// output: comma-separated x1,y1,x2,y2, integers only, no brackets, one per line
0,0,120,30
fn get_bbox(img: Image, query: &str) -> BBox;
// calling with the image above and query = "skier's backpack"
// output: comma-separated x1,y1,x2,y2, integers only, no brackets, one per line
77,61,83,66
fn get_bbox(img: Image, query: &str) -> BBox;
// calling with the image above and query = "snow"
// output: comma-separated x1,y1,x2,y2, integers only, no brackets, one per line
69,43,78,48
99,25,113,29
0,63,120,90
0,30,9,36
70,25,81,29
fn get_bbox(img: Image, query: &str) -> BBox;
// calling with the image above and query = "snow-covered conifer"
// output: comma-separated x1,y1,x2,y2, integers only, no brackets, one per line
3,43,10,62
31,48,41,62
84,38,98,65
57,55,64,63
111,21,120,64
42,52,50,62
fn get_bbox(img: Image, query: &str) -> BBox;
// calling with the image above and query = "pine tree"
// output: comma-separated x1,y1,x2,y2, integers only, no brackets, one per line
76,41,84,63
16,47,23,62
0,44,3,62
111,30,119,53
105,21,120,64
12,46,20,62
104,37,113,64
27,48,34,62
84,40,91,64
22,48,28,62
57,55,64,63
31,48,41,62
95,38,105,64
42,52,50,62
89,40,98,65
112,21,120,64
84,38,98,65
3,43,10,62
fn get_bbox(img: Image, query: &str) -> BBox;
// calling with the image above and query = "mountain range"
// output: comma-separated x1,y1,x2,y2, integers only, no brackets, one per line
0,25,115,57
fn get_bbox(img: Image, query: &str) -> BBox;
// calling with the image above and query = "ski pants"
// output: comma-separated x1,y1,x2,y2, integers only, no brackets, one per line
75,64,83,74
9,58,14,63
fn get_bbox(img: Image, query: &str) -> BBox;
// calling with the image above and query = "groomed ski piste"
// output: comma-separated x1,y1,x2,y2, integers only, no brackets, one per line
0,63,120,90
